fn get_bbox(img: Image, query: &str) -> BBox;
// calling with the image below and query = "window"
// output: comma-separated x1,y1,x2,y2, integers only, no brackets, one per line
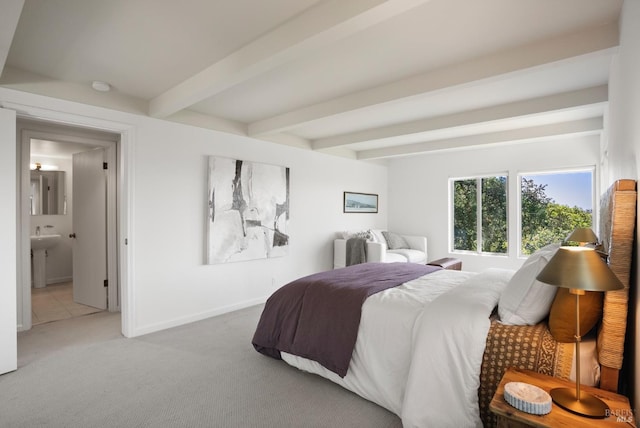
452,175,507,254
519,170,594,255
451,169,595,257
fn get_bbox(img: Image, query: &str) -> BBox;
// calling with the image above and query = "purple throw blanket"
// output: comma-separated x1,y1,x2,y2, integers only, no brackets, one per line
252,262,441,377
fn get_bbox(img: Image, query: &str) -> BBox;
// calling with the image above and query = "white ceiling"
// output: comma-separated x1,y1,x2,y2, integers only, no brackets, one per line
0,0,623,160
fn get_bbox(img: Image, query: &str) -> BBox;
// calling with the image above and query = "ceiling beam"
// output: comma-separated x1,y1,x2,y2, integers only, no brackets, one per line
148,0,431,118
165,110,247,136
0,0,24,78
248,23,618,137
260,133,313,151
311,85,608,149
355,117,603,160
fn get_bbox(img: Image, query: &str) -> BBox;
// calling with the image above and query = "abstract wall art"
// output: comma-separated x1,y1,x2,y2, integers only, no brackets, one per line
207,156,290,264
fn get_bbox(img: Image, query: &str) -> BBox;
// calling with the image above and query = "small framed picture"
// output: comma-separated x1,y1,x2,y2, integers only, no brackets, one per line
343,191,378,213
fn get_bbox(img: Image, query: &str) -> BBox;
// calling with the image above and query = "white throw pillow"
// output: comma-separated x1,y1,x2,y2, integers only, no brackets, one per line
370,230,387,247
499,243,560,325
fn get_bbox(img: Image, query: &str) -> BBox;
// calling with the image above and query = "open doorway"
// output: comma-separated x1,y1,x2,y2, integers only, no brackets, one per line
17,119,120,331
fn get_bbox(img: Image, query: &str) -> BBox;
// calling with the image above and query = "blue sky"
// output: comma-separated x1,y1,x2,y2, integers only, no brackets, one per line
523,171,593,210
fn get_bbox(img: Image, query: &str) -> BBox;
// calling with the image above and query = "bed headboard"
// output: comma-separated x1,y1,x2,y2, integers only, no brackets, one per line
597,179,637,392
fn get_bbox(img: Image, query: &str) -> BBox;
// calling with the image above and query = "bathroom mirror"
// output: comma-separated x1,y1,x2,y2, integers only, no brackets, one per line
30,170,66,215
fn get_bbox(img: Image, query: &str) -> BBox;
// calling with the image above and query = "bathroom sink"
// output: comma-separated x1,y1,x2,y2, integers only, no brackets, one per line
31,234,61,289
30,234,62,251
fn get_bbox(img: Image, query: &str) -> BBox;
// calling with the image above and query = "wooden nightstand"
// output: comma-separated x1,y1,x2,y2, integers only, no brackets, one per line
490,367,635,427
427,257,462,270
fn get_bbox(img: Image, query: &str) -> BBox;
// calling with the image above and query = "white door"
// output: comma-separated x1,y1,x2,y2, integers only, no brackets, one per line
0,108,17,375
72,148,107,310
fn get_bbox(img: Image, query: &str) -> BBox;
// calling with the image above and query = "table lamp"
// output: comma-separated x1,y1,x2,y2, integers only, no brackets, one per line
536,245,623,418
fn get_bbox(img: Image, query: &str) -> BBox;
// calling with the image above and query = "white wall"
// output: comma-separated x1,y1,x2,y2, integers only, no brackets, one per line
0,88,388,338
387,136,601,272
131,119,388,334
29,155,73,285
608,0,640,412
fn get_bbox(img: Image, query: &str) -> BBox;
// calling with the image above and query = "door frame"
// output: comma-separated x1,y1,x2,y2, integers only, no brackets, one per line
9,102,135,338
20,128,118,325
0,107,17,375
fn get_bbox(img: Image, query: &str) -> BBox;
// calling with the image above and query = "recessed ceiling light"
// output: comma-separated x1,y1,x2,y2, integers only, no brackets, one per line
91,81,111,92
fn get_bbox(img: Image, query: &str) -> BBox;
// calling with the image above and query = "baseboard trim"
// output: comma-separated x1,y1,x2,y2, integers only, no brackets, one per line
130,296,269,337
30,276,72,287
47,276,72,285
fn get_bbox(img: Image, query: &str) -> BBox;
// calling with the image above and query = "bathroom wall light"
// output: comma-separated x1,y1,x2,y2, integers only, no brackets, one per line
30,163,59,171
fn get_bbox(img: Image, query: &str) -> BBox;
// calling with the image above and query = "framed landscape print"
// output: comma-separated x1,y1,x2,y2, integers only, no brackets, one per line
343,191,378,213
207,156,290,264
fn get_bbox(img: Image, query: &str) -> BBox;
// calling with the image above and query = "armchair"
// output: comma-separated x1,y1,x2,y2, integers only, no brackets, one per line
333,230,427,269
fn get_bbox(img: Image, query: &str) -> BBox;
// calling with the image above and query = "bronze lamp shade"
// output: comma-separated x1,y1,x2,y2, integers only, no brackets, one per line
565,227,599,245
537,247,622,292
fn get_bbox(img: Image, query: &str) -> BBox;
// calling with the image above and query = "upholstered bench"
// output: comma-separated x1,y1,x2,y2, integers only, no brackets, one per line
427,257,462,270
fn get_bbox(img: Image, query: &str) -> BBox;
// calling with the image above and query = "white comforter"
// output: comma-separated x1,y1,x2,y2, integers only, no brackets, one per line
281,268,513,427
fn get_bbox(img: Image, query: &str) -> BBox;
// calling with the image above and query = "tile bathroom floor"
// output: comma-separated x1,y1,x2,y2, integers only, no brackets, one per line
32,282,103,325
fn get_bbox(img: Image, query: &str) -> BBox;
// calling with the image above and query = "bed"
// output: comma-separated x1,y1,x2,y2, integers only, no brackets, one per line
252,179,636,427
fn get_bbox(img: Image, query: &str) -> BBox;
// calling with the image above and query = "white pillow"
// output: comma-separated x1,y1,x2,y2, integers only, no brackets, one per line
499,243,560,325
370,230,387,246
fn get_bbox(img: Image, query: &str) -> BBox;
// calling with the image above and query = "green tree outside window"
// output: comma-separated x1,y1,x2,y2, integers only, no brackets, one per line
453,176,507,254
520,175,592,255
452,171,593,256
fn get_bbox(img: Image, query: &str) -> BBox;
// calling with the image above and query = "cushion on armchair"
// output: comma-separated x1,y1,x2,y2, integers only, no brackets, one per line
341,230,374,241
388,249,426,264
370,230,387,247
382,231,410,249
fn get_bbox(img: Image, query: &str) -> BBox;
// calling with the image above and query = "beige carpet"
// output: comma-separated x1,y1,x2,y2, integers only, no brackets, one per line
3,306,402,428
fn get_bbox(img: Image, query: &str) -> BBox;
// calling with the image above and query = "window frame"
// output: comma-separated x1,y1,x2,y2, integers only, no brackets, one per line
449,173,509,256
516,167,596,258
